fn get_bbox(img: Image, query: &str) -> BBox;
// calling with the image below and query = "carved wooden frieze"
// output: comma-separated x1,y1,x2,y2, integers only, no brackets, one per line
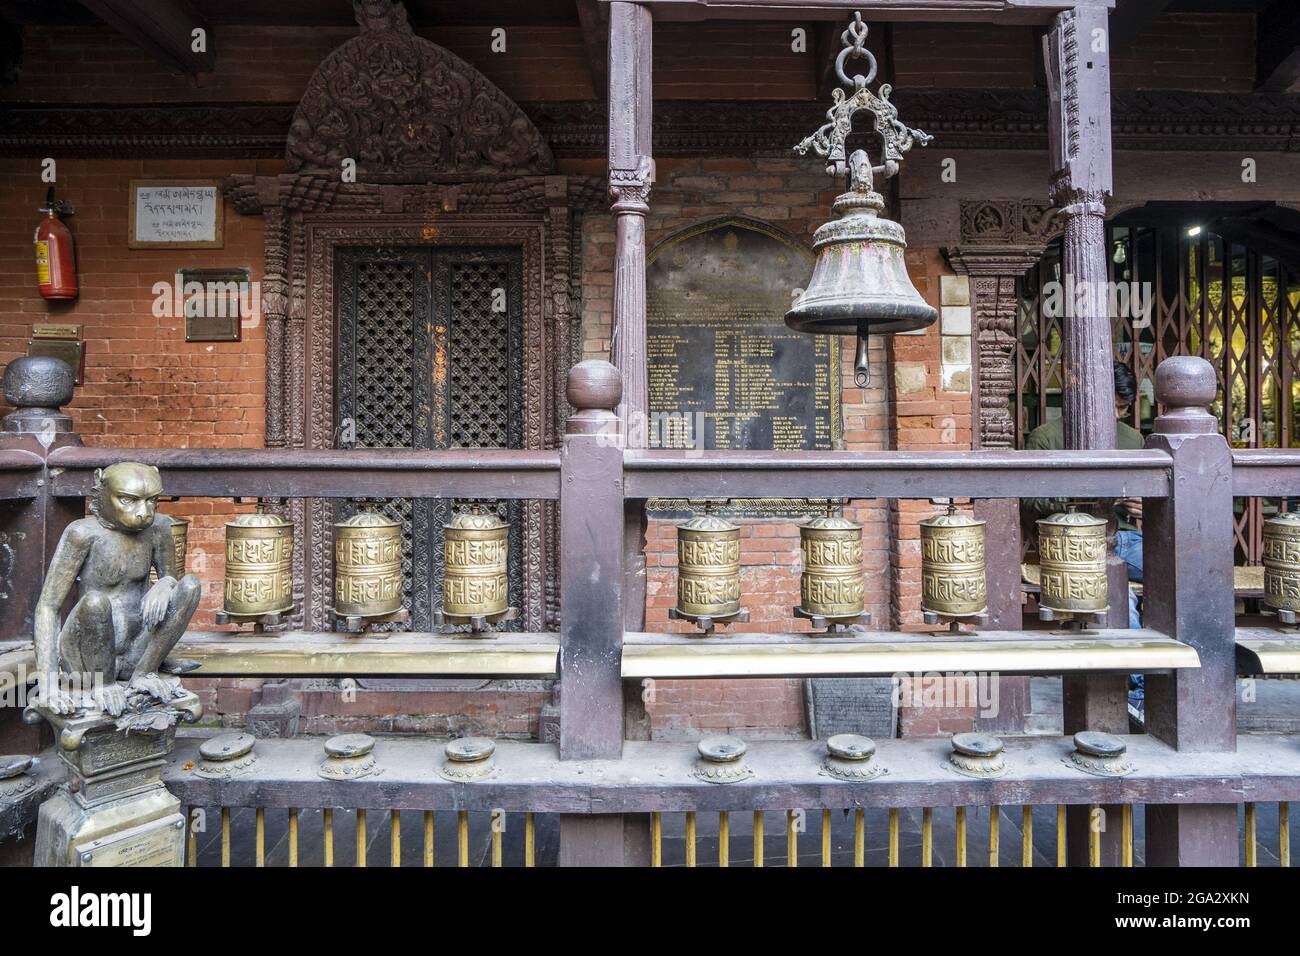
959,200,1063,247
285,0,553,182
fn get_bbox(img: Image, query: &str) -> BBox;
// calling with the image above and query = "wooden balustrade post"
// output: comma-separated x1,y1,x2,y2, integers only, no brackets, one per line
558,361,635,865
1142,356,1239,866
0,357,83,754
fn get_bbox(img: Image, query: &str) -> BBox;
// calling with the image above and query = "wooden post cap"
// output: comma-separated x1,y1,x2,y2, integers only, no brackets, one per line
1153,356,1217,435
566,360,622,436
566,360,622,412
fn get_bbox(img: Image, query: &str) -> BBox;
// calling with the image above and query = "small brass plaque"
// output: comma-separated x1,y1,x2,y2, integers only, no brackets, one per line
73,812,185,867
180,268,247,342
28,323,84,385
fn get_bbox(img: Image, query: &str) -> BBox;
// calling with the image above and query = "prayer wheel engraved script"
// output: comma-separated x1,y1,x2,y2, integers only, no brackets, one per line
334,513,404,617
1263,512,1300,612
677,513,743,618
920,507,986,618
443,510,510,618
224,509,294,616
799,515,864,619
1036,511,1108,614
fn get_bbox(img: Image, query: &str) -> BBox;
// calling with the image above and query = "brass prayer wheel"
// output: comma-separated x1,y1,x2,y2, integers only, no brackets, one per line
223,505,294,616
798,513,864,620
1036,508,1108,616
149,516,190,583
676,510,742,620
1262,511,1300,613
333,512,403,618
920,504,987,619
443,507,510,618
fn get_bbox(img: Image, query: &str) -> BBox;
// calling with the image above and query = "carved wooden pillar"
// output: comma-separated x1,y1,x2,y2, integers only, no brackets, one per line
602,1,654,867
607,0,652,442
1044,4,1115,451
261,203,289,448
607,1,654,636
1045,5,1125,866
948,248,1043,451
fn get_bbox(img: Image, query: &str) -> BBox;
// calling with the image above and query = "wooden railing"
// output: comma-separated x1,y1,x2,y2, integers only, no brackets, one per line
0,355,1295,866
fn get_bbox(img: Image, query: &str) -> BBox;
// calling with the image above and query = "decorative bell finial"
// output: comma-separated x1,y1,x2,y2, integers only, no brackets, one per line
786,11,936,387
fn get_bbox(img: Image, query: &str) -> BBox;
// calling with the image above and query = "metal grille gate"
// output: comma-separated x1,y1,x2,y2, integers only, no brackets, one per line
1018,224,1300,564
336,245,524,630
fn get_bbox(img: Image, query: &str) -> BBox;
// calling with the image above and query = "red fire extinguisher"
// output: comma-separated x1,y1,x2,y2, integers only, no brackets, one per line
34,187,77,300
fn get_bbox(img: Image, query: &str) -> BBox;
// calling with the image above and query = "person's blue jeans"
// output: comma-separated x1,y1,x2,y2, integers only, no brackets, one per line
1116,529,1145,707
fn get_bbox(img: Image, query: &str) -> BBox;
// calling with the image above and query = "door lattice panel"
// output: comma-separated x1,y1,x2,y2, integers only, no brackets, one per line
337,246,523,631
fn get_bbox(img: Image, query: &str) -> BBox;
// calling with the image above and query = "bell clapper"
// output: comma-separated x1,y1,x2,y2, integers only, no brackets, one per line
854,331,871,388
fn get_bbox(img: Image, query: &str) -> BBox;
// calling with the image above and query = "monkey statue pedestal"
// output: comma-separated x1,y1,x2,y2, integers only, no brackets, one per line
27,462,204,867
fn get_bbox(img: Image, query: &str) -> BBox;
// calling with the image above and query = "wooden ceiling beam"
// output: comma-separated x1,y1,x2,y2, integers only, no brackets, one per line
78,0,215,75
576,0,608,99
1107,0,1173,48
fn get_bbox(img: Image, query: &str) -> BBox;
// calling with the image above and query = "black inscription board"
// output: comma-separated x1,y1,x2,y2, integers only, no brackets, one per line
646,220,840,519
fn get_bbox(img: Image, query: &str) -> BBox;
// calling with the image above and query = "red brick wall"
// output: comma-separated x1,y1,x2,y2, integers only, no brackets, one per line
0,157,274,631
1,24,595,104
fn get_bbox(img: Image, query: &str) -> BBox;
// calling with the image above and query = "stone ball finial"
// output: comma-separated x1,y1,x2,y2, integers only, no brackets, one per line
3,355,74,411
1155,355,1216,410
1152,355,1217,437
566,360,622,413
565,360,622,437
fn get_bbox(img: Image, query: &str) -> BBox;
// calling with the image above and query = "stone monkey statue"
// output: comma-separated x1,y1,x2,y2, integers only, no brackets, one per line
33,462,200,717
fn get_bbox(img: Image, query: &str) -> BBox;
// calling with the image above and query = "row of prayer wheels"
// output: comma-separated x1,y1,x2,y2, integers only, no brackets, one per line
163,498,1133,628
676,502,1115,627
674,501,996,628
217,503,512,624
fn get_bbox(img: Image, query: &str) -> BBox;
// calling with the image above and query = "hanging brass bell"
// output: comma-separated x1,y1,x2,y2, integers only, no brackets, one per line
1036,508,1108,617
1262,511,1300,618
920,504,986,620
676,509,742,621
334,512,403,619
786,13,935,387
149,515,189,583
798,513,864,621
443,507,510,619
223,505,294,617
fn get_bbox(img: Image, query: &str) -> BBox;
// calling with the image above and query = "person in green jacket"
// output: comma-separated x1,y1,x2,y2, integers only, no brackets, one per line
1022,362,1144,538
1022,362,1145,714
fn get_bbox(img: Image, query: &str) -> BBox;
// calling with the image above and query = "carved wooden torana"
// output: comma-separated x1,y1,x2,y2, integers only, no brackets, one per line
224,0,603,631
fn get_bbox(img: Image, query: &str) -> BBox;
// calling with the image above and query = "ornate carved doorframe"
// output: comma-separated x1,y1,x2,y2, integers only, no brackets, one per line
223,1,605,630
